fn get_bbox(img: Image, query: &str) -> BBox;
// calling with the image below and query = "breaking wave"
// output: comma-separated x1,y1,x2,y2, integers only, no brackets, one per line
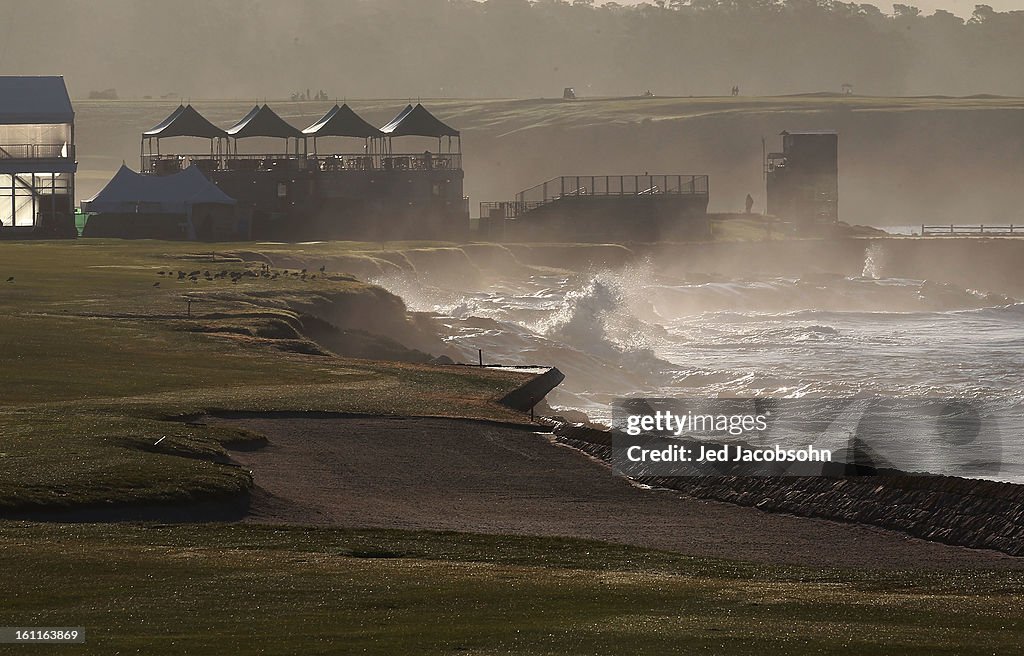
372,260,1024,478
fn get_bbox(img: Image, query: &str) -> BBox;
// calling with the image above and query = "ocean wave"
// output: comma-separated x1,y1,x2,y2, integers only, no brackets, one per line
374,263,1024,464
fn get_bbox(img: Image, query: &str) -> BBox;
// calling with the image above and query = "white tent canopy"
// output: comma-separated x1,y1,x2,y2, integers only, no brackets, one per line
83,164,236,214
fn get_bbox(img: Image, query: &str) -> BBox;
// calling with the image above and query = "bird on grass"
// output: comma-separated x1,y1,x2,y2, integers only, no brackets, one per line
153,282,160,287
6,276,13,283
319,265,326,273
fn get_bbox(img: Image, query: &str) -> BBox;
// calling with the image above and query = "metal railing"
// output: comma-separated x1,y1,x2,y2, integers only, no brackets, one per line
516,174,709,204
0,143,71,160
921,224,1024,237
141,152,461,174
378,153,461,171
479,200,546,220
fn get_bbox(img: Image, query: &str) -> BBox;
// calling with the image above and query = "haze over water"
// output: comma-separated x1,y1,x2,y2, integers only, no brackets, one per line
376,248,1024,483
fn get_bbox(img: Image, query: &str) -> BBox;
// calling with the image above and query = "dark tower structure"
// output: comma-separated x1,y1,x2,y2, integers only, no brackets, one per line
765,130,838,228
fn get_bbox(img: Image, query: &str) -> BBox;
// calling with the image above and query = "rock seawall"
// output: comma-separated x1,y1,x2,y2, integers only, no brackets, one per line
554,424,1024,557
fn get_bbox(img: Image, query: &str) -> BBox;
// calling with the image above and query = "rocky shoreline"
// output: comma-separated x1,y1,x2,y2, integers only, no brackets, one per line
554,423,1024,557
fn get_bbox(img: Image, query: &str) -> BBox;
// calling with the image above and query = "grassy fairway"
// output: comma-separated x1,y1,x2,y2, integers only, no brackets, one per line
3,238,1021,655
0,240,530,512
0,523,1021,655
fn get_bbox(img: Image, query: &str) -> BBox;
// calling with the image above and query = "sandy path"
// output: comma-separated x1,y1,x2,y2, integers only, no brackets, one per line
225,416,1021,569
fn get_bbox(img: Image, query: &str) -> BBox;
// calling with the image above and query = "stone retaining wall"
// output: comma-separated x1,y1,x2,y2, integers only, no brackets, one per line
553,423,1024,557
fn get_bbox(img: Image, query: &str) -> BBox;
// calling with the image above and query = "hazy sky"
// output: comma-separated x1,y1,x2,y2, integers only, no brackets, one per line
851,1,1021,14
617,1,1023,16
868,0,1021,13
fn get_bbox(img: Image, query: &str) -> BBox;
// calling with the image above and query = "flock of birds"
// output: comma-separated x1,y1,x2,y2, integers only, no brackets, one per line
152,264,327,287
4,266,330,288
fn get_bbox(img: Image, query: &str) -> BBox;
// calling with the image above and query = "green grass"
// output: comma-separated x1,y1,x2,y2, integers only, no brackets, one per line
11,102,1022,653
1,522,1021,655
0,240,532,511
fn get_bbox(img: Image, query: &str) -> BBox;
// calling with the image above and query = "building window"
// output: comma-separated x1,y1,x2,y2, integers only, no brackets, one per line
0,173,70,227
0,124,71,159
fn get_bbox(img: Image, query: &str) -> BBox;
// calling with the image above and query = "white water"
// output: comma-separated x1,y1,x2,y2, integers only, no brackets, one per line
375,256,1024,482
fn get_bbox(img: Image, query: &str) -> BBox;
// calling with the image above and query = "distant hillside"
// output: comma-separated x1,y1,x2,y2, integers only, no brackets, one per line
3,1,1024,99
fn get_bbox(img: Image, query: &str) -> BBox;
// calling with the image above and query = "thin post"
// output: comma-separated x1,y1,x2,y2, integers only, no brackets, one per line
762,136,767,213
530,396,535,421
186,299,192,317
478,349,483,366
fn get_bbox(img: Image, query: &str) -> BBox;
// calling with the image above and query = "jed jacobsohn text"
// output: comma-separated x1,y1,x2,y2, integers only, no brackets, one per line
626,443,832,464
611,398,841,477
613,396,1008,478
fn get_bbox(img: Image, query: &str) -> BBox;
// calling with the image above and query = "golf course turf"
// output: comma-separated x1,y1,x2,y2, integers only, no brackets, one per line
1,239,1022,654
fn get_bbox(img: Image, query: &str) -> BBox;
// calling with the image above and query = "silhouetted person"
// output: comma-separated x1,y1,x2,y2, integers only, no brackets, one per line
423,150,433,170
745,193,754,214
